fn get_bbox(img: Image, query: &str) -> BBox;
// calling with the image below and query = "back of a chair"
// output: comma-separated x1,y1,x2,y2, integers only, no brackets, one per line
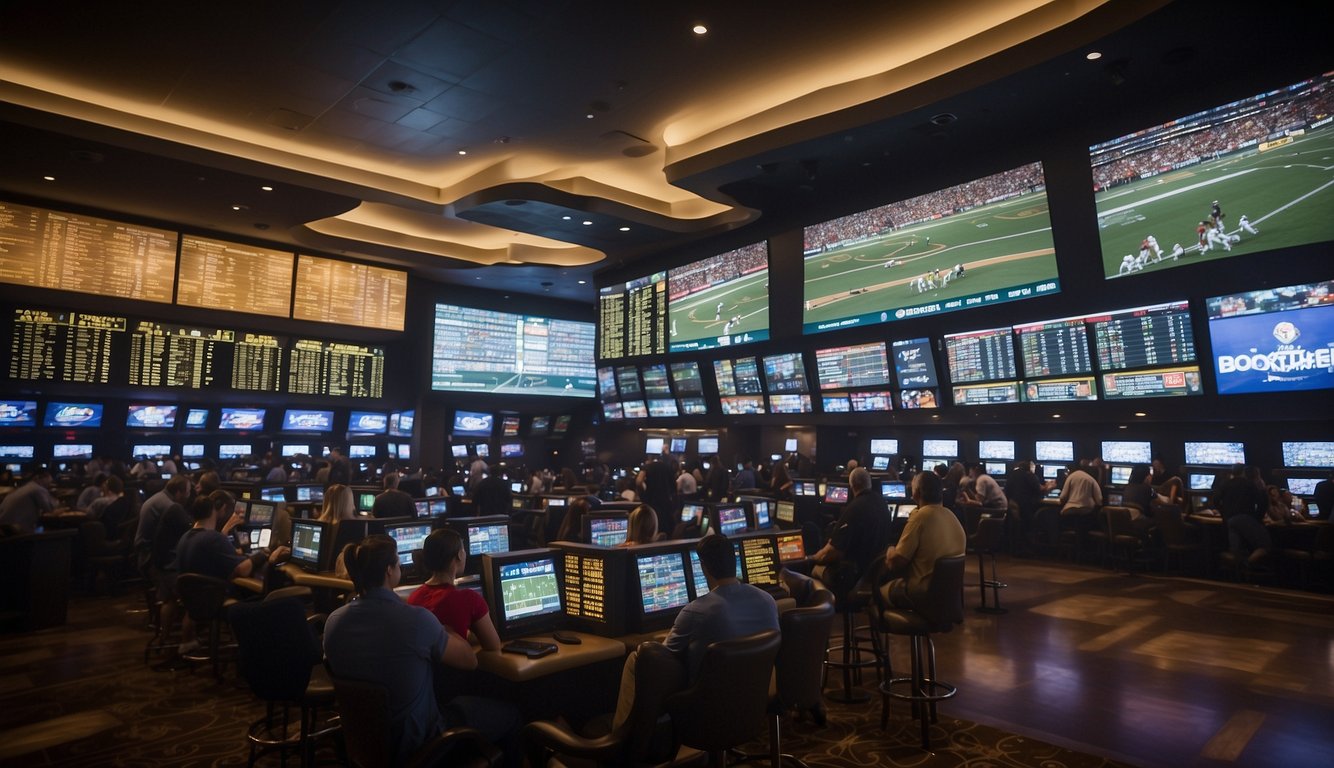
972,516,1005,552
1152,506,1190,546
667,630,781,754
328,674,395,768
174,573,230,623
621,641,689,763
917,555,966,631
230,597,320,703
775,590,836,711
1105,506,1137,538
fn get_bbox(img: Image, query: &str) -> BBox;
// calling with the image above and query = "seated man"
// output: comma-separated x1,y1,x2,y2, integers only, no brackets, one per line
811,467,891,594
0,469,55,534
324,535,520,766
880,472,966,609
968,463,1008,512
372,473,416,519
613,534,779,728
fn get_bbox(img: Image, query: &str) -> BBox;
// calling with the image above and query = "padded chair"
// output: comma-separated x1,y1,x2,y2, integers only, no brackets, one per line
78,521,126,593
174,573,237,681
666,630,782,768
523,641,691,767
969,516,1008,614
329,674,501,768
1105,506,1148,573
735,589,836,768
230,597,339,767
867,555,966,750
1152,505,1203,574
821,566,880,704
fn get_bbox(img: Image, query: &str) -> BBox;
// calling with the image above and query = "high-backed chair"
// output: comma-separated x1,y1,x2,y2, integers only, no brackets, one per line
969,516,1008,614
523,642,691,767
174,573,237,681
329,674,501,768
1105,506,1147,572
230,597,338,767
666,630,781,768
867,555,966,750
1152,505,1203,574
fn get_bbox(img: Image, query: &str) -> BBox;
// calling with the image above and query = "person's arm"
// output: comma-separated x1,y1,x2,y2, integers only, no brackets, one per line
662,604,698,656
471,613,503,652
221,506,246,534
232,545,291,578
441,627,479,670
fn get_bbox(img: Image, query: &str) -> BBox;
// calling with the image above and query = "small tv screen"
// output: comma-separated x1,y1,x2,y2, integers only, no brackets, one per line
645,437,665,455
131,444,171,459
0,445,34,459
870,439,898,455
289,521,326,569
588,516,629,548
641,364,672,398
1282,441,1334,468
451,444,469,458
602,402,623,421
668,241,770,352
43,402,103,428
181,444,204,458
1036,441,1074,462
1286,477,1320,495
552,415,571,435
776,531,806,562
669,362,704,395
348,445,376,459
849,391,892,412
716,505,748,535
218,444,251,460
0,401,38,427
881,481,907,498
597,367,618,400
1206,281,1333,396
899,389,939,409
803,161,1057,334
500,414,521,438
500,443,523,458
784,438,798,452
922,439,958,458
53,443,93,459
720,396,765,416
978,440,1015,460
824,485,849,504
474,444,489,458
454,410,494,437
822,395,850,413
768,394,811,414
184,408,209,429
945,327,1017,384
386,523,432,569
1110,466,1132,485
762,352,809,394
126,404,177,429
697,436,719,454
1092,73,1334,280
622,400,648,419
468,523,510,556
815,342,890,390
775,500,795,523
219,408,266,430
1102,441,1152,464
280,444,309,458
615,366,642,399
636,552,690,614
1189,473,1215,491
670,437,687,453
871,456,890,471
892,337,940,390
497,556,561,620
1184,442,1246,466
389,410,415,437
679,396,708,414
283,409,333,432
647,399,679,418
348,411,388,434
529,416,549,435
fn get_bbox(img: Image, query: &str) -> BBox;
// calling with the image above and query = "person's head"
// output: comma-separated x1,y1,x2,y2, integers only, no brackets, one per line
164,475,191,501
912,470,943,506
627,503,658,544
845,459,859,472
420,528,465,575
343,535,399,594
318,484,356,523
383,472,400,490
561,468,578,488
933,463,948,478
195,470,220,497
105,474,124,496
1244,466,1264,487
849,467,871,496
695,534,736,585
32,469,52,488
1128,464,1152,486
771,461,790,483
945,462,966,483
555,497,590,542
968,463,985,478
1152,457,1166,474
191,489,234,522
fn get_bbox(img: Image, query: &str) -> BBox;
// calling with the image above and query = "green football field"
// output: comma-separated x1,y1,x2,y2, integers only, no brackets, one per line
1096,124,1334,277
801,191,1058,328
668,268,771,349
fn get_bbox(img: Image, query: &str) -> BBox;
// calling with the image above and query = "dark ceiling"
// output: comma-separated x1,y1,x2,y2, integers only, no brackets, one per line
0,0,1329,303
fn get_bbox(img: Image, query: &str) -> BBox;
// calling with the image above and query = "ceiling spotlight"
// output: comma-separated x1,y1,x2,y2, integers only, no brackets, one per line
230,204,248,211
1134,411,1147,417
619,226,630,231
1086,51,1103,61
586,113,595,119
42,175,55,181
458,149,467,155
582,220,592,226
692,24,708,35
260,185,273,191
577,280,587,285
1051,413,1062,419
561,215,571,220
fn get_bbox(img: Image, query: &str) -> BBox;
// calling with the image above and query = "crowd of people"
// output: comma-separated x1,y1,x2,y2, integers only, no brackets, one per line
666,242,769,301
803,162,1046,251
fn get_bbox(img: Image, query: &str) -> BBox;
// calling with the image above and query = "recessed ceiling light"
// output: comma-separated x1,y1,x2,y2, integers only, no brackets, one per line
619,226,630,231
1119,425,1128,429
577,280,586,285
1086,51,1102,61
458,149,467,155
260,185,273,192
42,175,55,181
586,113,595,119
582,220,592,226
231,204,248,211
692,24,708,35
561,215,571,220
1052,413,1062,419
1134,411,1147,417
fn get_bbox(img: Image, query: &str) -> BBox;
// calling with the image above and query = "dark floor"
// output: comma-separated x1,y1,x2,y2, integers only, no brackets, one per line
1,556,1330,767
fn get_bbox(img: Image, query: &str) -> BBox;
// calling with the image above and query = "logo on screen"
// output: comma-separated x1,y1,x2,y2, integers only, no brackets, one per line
457,415,490,431
52,406,96,424
1272,321,1298,345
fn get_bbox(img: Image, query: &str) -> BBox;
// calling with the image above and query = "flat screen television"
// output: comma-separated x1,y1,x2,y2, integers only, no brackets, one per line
768,394,811,414
899,389,939,409
736,535,782,588
641,364,672,398
880,481,907,499
1102,441,1152,464
500,415,521,438
597,367,618,400
551,415,571,436
282,409,333,432
1286,477,1321,495
647,399,679,418
922,439,958,458
384,522,432,573
668,241,770,352
762,352,809,394
849,391,892,412
1035,441,1074,462
1091,73,1334,280
645,437,665,455
1282,441,1334,468
1110,466,1133,485
348,411,388,434
585,513,629,547
482,549,565,640
279,444,309,458
602,402,623,421
793,480,818,497
0,445,34,459
803,161,1057,334
126,404,177,429
348,445,376,459
978,440,1015,461
822,395,850,413
615,366,642,399
892,337,940,389
218,444,251,460
720,396,765,415
529,416,550,436
774,500,796,524
474,444,489,458
697,436,719,454
43,402,102,428
388,410,415,437
0,401,38,427
453,410,494,437
871,456,890,471
870,439,898,455
621,400,648,419
784,438,798,452
776,531,806,562
824,484,849,504
1189,473,1215,491
815,342,890,390
713,356,763,396
184,408,209,429
431,304,595,398
633,551,691,623
944,327,1017,384
500,443,523,458
450,444,469,459
1184,442,1246,466
218,408,265,430
181,444,204,458
131,444,171,459
670,437,687,453
52,443,93,459
1206,281,1333,395
715,505,748,535
289,520,330,572
1014,315,1093,381
669,362,704,395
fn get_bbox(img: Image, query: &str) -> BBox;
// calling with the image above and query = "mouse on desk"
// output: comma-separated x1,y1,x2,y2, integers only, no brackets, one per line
552,631,581,645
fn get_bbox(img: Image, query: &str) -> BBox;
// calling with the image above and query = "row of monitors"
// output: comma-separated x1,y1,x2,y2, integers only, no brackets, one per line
0,401,413,435
853,438,1334,467
447,411,572,439
598,73,1334,358
602,279,1332,418
0,442,399,464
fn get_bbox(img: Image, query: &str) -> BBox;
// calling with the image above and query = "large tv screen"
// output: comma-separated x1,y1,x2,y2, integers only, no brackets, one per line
712,357,763,396
1206,281,1333,395
597,271,667,359
1092,73,1334,279
43,402,103,428
669,362,704,395
0,401,37,427
802,162,1057,334
668,242,769,352
126,405,178,429
453,410,494,437
431,304,596,397
762,352,808,394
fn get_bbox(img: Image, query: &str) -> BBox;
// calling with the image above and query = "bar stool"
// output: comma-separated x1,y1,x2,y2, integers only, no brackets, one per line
970,516,1007,614
867,555,966,750
821,567,880,703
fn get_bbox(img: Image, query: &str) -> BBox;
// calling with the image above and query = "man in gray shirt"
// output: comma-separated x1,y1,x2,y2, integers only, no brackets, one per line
0,470,56,533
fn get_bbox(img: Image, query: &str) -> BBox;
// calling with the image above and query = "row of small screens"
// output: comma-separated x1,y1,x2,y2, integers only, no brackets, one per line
0,203,406,330
0,401,413,434
598,72,1334,358
600,281,1332,418
448,411,572,439
0,443,394,463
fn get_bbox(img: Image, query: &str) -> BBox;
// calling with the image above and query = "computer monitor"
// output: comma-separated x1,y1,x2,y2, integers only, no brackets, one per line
774,500,796,525
356,491,377,513
736,497,771,530
259,486,286,502
775,530,806,562
894,503,917,519
680,502,705,524
715,504,748,536
482,549,565,640
447,515,512,575
633,549,691,631
784,438,798,452
985,461,1007,476
294,484,324,502
584,512,629,547
451,444,469,459
670,438,687,454
245,500,279,527
1042,464,1062,480
428,498,450,518
1110,466,1132,485
384,522,432,577
880,480,907,499
871,455,890,471
288,520,330,572
687,549,711,598
824,484,849,504
233,527,272,554
793,480,818,497
735,534,781,588
1285,477,1320,496
1189,473,1215,491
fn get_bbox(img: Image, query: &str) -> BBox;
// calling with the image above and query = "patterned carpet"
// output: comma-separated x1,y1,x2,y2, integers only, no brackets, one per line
0,589,1133,767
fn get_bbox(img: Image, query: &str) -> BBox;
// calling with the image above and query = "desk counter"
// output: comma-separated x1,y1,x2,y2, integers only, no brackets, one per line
478,633,625,682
